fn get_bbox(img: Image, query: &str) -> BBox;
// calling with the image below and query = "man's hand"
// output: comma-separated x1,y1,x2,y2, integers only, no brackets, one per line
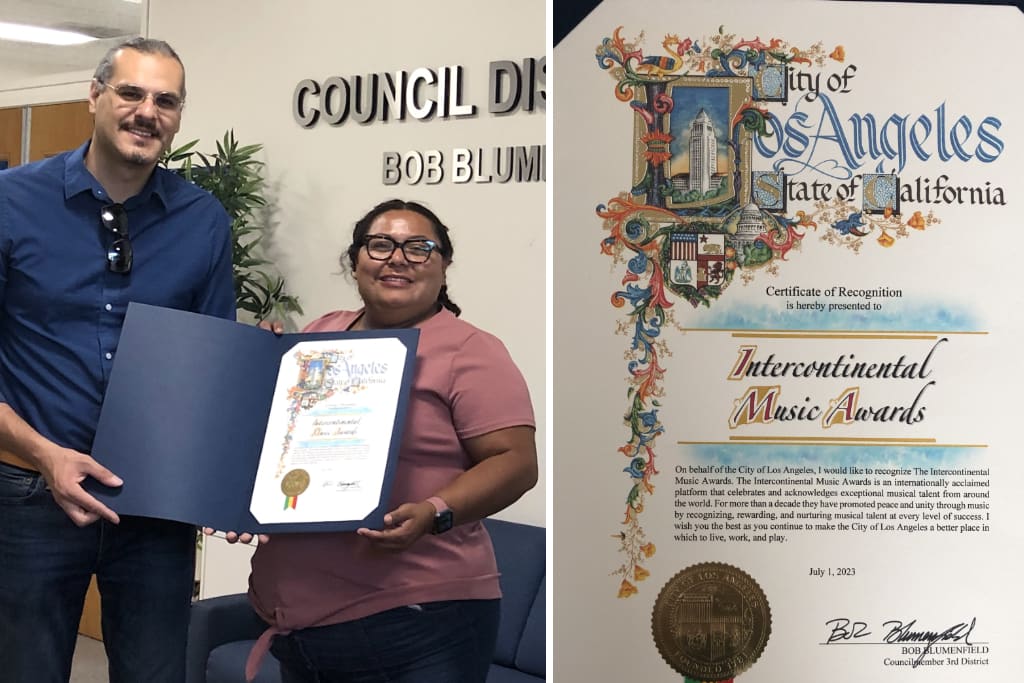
40,445,123,526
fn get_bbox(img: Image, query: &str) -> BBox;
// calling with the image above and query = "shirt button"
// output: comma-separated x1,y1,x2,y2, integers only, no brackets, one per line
105,352,113,360
105,303,112,311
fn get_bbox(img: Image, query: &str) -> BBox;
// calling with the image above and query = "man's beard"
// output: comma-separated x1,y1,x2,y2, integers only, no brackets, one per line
119,119,161,165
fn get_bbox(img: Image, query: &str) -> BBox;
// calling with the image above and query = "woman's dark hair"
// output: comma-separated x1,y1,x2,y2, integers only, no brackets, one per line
343,199,461,316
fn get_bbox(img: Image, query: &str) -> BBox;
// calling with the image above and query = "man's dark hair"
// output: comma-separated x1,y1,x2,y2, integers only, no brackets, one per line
93,37,186,100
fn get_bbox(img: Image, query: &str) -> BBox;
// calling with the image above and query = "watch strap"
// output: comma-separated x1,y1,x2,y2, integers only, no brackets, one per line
425,496,453,534
425,496,449,515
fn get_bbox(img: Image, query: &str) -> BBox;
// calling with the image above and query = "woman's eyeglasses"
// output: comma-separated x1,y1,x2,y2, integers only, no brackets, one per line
100,203,133,274
98,81,184,113
363,235,438,264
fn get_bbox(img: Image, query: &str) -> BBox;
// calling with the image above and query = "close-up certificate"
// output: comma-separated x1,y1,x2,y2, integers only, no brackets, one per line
250,338,409,525
554,1,1022,681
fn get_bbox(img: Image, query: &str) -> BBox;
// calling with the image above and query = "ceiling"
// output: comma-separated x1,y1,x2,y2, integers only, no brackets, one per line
0,0,143,85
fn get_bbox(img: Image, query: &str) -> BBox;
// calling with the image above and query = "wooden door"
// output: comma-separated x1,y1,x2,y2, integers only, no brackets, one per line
0,100,103,641
0,107,23,169
78,576,103,641
29,100,93,162
21,99,100,639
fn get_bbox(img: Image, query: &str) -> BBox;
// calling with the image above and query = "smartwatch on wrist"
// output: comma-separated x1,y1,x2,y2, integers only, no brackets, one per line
425,496,454,535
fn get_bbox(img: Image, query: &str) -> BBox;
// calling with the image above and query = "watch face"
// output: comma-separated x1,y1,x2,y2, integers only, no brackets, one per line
433,509,454,534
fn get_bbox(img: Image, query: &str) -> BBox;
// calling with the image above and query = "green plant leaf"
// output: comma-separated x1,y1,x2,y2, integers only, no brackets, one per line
161,131,300,322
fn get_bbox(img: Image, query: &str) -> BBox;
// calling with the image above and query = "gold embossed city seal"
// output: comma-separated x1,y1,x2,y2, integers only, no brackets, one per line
651,562,771,681
281,468,311,509
281,468,311,497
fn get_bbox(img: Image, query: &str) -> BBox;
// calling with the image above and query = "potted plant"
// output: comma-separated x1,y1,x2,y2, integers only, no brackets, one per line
162,130,301,322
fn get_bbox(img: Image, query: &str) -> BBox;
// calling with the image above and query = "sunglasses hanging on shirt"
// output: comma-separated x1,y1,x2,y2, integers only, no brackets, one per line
100,203,133,274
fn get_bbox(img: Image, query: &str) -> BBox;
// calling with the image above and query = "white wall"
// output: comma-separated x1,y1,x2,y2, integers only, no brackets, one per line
148,0,547,526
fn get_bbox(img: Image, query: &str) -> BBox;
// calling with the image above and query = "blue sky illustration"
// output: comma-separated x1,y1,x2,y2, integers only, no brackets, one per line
669,86,730,176
678,443,983,469
694,298,980,332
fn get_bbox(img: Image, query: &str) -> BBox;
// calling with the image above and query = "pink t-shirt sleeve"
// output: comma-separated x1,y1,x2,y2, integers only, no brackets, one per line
448,329,535,440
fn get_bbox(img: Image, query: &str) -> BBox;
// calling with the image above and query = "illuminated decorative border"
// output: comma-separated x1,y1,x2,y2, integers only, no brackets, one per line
595,26,940,608
278,350,361,477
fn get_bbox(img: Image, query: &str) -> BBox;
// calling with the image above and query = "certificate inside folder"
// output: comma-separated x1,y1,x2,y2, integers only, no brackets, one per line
87,303,418,533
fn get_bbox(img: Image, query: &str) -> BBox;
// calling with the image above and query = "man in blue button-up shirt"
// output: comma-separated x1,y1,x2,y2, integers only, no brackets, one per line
0,38,235,683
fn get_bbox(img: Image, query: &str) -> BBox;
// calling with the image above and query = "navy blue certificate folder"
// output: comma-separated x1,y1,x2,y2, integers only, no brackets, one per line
86,303,418,533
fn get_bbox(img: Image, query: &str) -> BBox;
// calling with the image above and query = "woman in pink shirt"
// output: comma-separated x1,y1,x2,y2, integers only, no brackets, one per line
247,199,538,683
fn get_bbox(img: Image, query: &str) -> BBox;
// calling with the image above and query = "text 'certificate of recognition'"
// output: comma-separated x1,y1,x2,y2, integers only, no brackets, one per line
251,338,408,525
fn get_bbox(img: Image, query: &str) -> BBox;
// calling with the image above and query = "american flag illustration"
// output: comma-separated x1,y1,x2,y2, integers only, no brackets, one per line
671,233,698,260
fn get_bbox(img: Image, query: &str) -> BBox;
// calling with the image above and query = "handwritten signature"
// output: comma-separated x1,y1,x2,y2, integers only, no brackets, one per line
321,480,361,490
824,617,977,667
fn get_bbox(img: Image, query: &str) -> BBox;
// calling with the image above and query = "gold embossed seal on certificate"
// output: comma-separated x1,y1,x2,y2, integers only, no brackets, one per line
651,562,771,681
281,468,310,510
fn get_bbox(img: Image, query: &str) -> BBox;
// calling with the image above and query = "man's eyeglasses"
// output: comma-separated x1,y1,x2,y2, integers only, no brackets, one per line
97,81,184,113
100,203,133,274
363,234,439,264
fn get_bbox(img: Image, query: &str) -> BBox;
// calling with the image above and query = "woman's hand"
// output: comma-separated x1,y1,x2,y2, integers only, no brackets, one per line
355,501,435,551
357,426,537,551
258,320,285,335
202,526,270,545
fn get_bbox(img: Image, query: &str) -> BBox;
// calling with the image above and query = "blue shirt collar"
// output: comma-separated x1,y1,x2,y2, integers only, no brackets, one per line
64,140,169,209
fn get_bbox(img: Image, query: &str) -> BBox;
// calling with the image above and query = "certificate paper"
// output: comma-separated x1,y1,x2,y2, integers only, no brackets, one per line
89,304,418,533
554,2,1021,681
250,338,408,525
